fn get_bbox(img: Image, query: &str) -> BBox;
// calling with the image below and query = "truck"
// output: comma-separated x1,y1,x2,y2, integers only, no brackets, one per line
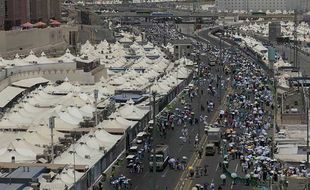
207,127,221,146
149,145,169,171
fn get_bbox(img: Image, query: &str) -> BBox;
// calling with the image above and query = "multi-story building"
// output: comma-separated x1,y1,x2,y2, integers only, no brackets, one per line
0,0,4,29
3,0,29,30
269,22,282,41
29,0,61,23
1,0,61,30
216,0,309,12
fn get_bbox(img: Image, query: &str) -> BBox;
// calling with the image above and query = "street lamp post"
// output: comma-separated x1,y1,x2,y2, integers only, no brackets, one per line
94,89,99,126
152,91,157,190
69,136,77,190
306,100,309,190
49,116,55,164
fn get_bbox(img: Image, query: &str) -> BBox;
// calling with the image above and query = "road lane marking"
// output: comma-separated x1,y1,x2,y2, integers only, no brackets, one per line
178,145,184,153
161,169,168,178
143,172,148,177
235,163,239,172
181,88,232,190
215,163,219,171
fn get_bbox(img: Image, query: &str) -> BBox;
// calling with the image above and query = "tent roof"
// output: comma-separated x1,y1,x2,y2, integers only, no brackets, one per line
0,86,25,108
12,77,49,88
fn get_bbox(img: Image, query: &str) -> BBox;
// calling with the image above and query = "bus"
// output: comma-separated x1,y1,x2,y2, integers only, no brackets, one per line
136,10,152,16
251,12,267,16
150,12,174,17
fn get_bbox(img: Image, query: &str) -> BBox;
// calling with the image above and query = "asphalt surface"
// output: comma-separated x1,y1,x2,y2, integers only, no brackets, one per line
275,43,310,75
102,56,227,190
98,22,260,190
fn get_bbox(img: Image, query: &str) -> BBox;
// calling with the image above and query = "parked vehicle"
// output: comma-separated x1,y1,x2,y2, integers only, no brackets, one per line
149,144,169,171
207,127,221,146
205,143,216,156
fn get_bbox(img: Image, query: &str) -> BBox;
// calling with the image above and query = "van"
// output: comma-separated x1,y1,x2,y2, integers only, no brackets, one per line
205,143,216,156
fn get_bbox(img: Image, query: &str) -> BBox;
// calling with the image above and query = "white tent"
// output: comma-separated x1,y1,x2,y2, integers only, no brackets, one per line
93,129,122,150
117,99,149,121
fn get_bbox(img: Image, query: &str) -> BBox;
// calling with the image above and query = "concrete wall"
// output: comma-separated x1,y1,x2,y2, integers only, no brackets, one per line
0,26,76,57
281,113,306,125
0,61,104,92
0,27,63,52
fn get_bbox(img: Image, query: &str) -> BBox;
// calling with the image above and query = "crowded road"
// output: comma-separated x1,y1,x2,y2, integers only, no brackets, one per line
94,17,290,190
101,24,231,189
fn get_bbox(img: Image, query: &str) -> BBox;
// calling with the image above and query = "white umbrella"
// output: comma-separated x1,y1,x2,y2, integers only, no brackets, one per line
231,173,237,178
168,158,176,164
220,174,226,179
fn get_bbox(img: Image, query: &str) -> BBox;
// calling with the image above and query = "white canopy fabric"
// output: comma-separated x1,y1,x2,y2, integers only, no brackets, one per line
93,129,122,150
41,167,85,190
0,138,44,162
117,99,150,121
24,124,64,147
24,50,39,63
12,77,49,88
0,86,25,108
99,112,138,134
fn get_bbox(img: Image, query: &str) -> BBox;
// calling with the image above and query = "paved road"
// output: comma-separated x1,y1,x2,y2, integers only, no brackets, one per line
101,30,231,190
245,33,310,76
102,66,225,190
275,43,310,75
98,22,270,190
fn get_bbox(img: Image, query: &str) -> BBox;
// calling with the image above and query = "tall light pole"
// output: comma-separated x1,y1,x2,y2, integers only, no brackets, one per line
152,90,157,190
94,89,99,126
69,138,77,190
301,80,309,168
49,116,55,164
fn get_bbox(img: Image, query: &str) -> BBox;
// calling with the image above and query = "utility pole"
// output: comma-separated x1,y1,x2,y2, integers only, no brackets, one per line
49,117,55,164
272,74,277,159
94,89,99,126
307,87,309,169
152,91,157,190
219,33,223,103
293,10,299,69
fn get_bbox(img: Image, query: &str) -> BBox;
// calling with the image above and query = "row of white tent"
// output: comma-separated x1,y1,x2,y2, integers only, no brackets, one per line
0,31,195,189
232,34,299,90
38,34,194,189
240,21,310,42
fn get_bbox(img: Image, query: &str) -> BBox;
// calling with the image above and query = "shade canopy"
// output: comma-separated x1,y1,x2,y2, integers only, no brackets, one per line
21,22,33,28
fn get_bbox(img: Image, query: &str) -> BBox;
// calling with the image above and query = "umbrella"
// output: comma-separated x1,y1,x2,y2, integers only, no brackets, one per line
50,20,61,27
231,172,237,178
168,158,176,164
34,21,46,28
21,22,33,29
220,174,226,179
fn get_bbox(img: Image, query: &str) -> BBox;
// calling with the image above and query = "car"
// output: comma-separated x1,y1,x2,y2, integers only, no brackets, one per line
205,143,216,156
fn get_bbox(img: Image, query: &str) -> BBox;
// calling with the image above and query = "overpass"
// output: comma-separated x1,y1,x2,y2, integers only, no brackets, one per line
98,11,295,20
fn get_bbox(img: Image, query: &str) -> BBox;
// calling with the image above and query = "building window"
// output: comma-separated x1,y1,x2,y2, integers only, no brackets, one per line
4,0,8,18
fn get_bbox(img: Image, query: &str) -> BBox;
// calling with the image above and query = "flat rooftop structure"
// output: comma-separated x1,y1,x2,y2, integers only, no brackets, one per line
0,86,25,108
289,77,310,87
0,162,88,171
172,39,192,45
5,166,45,179
112,93,147,103
12,77,49,89
0,183,25,190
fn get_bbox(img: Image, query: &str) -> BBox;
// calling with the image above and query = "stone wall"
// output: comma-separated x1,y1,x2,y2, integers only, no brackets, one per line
0,26,79,57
